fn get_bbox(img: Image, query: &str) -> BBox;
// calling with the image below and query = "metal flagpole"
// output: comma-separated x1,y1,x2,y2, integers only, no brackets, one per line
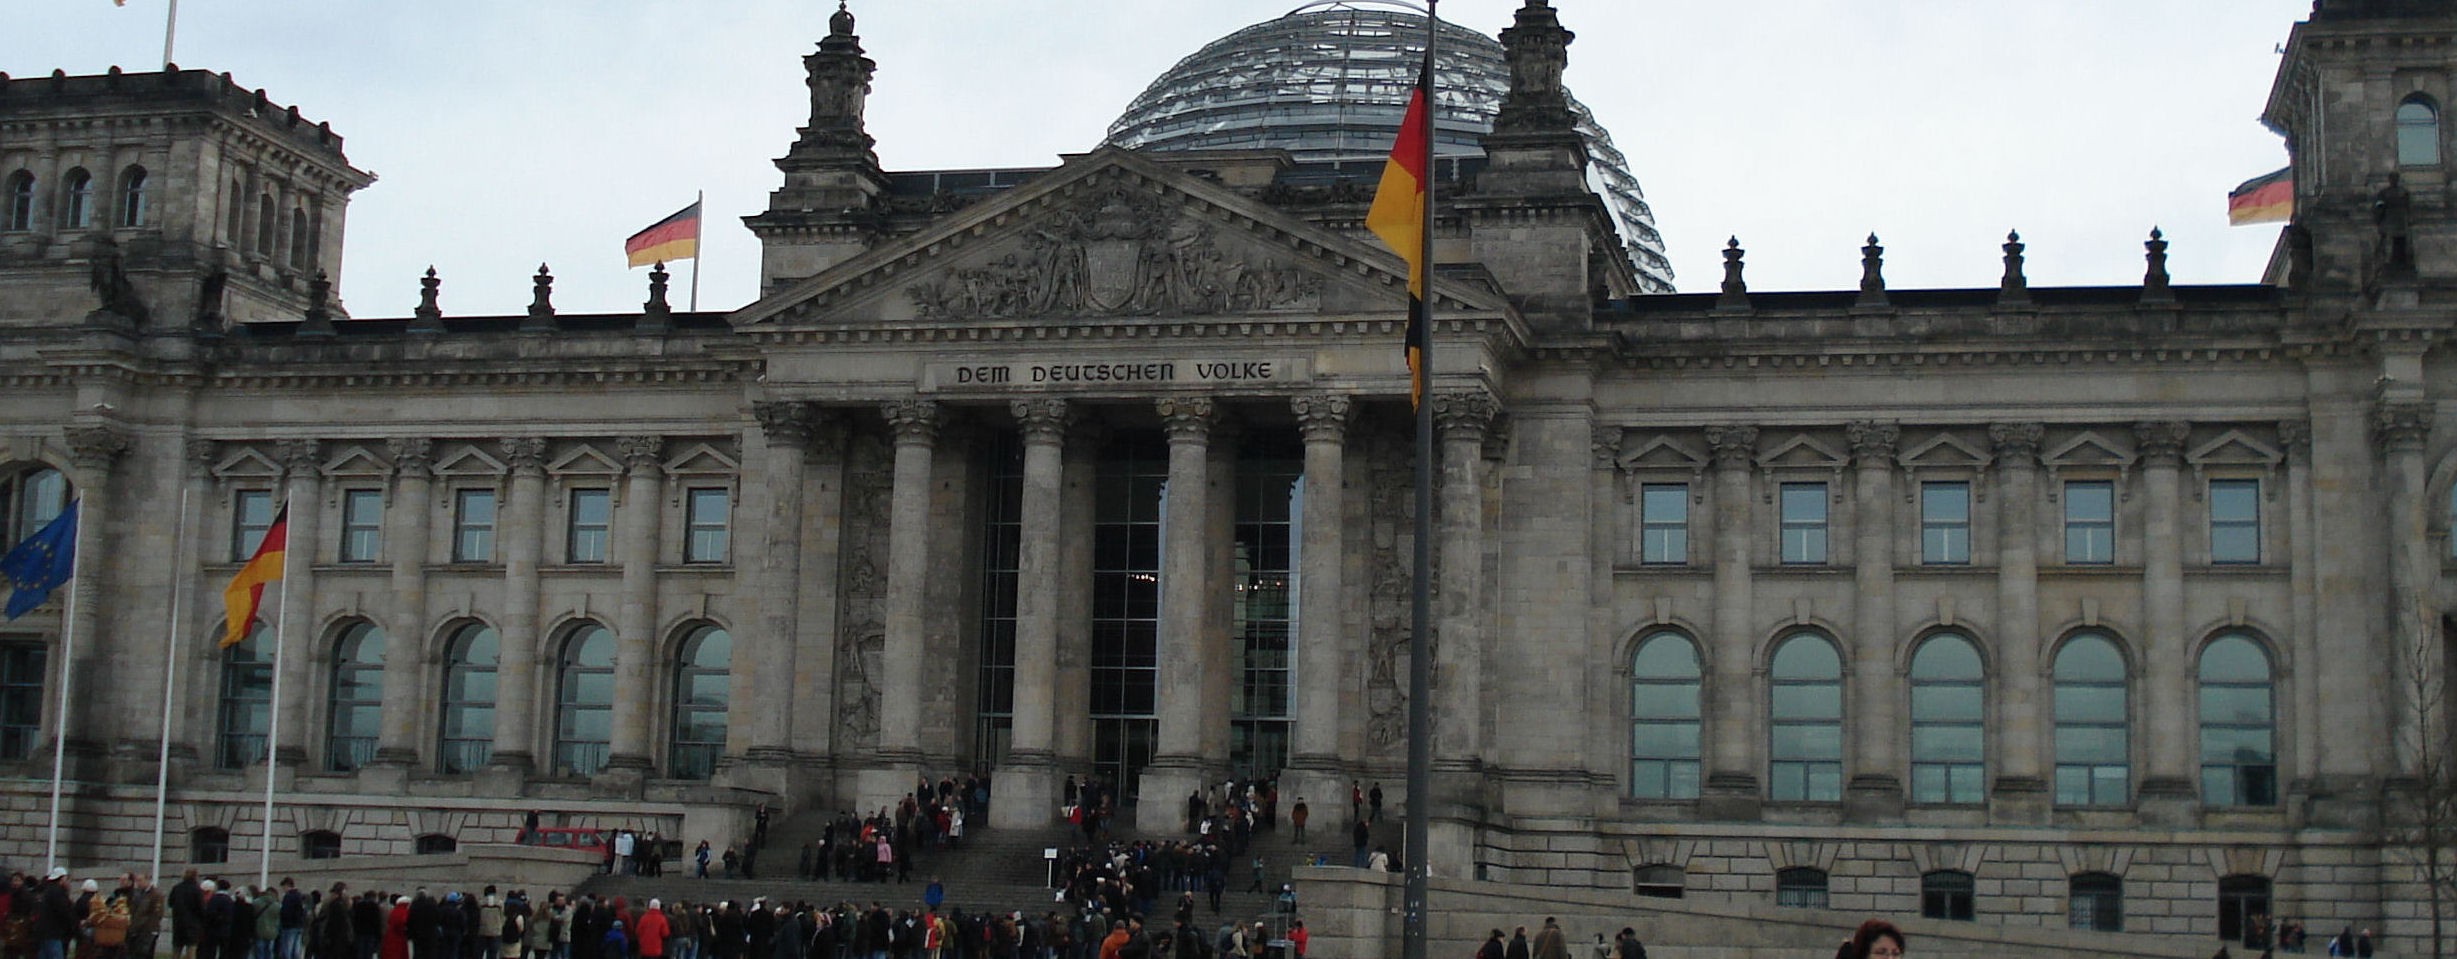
257,503,295,889
44,498,87,874
1402,5,1437,959
162,0,179,70
688,190,703,312
150,487,193,883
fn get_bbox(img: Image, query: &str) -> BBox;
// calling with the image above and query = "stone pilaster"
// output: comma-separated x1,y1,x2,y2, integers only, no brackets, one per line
1844,421,1902,821
367,438,432,787
61,425,129,766
161,439,217,772
741,402,816,778
2377,402,2435,782
2280,419,2322,807
1432,391,1497,782
600,435,665,794
1055,421,1105,777
1284,394,1353,815
1987,423,2050,823
482,437,548,794
993,398,1073,828
790,422,850,774
1701,425,1761,820
864,400,940,809
2133,420,2197,825
270,438,322,771
1140,396,1218,822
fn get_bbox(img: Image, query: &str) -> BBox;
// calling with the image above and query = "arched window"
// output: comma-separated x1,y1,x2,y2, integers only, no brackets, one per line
2199,634,2277,806
413,834,457,855
2399,97,2442,167
118,166,148,228
225,179,244,243
668,624,730,780
1768,633,1843,802
1909,633,1985,804
2069,872,2124,931
301,830,342,860
4,171,32,232
1628,631,1701,799
215,627,272,769
1774,867,1829,909
324,622,383,772
2,467,70,548
2053,633,2130,806
2218,875,2273,946
1633,864,1685,900
254,193,275,255
287,208,309,269
552,622,615,777
1921,870,1975,921
190,827,230,864
438,623,498,774
61,169,93,230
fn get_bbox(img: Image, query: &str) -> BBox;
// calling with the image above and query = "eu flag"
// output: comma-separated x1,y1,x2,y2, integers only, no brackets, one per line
1,499,77,619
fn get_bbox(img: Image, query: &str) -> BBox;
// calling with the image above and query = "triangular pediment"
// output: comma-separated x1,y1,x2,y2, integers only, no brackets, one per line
2042,430,2135,468
433,444,505,477
547,443,623,476
212,448,280,479
2186,429,2282,466
663,443,738,476
732,146,1510,330
1618,434,1706,472
1759,433,1846,470
322,445,390,477
1896,432,1991,470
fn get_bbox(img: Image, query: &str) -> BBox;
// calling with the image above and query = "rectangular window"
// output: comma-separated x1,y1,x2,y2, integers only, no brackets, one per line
2064,481,2115,565
1639,484,1688,565
1920,482,1971,565
337,489,382,563
566,489,612,564
684,487,730,564
1778,483,1828,565
0,643,44,761
2209,479,2261,564
231,489,275,562
453,489,496,563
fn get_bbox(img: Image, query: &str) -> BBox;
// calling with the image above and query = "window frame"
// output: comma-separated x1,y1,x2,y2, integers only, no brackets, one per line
191,828,231,865
1633,864,1686,900
5,467,70,550
1767,633,1844,803
337,488,383,564
2207,478,2261,565
215,628,272,770
668,625,731,780
1638,483,1689,565
61,168,93,230
301,830,342,860
1774,867,1829,909
323,622,384,772
0,641,46,762
1627,631,1702,800
2069,872,2124,932
2217,875,2273,947
1777,482,1829,565
1919,481,1972,565
231,489,276,562
682,486,731,564
4,171,33,232
565,487,612,564
437,624,498,774
2398,96,2442,168
1908,633,1987,805
452,487,498,563
2199,634,2278,807
2062,480,2116,565
1920,870,1976,921
552,623,616,778
2052,633,2132,807
118,166,148,228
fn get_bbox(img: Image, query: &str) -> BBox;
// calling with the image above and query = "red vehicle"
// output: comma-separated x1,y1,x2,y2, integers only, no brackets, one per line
527,827,607,851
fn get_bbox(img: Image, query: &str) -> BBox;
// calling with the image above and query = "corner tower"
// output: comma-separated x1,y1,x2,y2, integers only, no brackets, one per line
746,2,891,294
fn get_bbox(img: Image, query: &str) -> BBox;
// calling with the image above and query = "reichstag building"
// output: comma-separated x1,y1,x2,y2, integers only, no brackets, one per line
0,0,2448,950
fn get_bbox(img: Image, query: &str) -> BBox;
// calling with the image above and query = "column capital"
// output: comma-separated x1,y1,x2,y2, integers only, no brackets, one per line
1591,424,1624,470
499,437,549,476
2277,419,2312,464
1011,399,1075,445
186,437,219,479
1156,397,1214,443
1431,390,1498,442
1844,421,1900,465
2375,401,2433,453
1987,422,2045,465
386,437,435,479
1291,394,1353,444
1703,425,1759,468
616,436,666,474
884,399,942,446
274,438,323,479
2132,420,2191,466
753,401,818,449
64,425,132,473
805,417,847,462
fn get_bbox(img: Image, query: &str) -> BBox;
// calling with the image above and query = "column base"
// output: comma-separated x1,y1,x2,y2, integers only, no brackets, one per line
478,752,534,798
1987,775,2051,825
853,763,922,818
1279,764,1350,839
1698,772,1763,823
989,760,1062,830
358,759,412,795
1844,773,1903,824
2297,774,2382,830
2135,775,2200,828
712,751,794,797
592,755,652,799
1137,760,1221,834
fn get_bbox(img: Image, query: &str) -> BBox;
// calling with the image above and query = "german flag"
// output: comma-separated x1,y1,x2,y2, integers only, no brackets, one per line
220,503,286,648
624,201,702,268
1367,63,1432,407
2227,168,2292,226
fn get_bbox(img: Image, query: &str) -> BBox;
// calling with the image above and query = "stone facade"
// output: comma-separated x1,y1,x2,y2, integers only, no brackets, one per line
3,1,2457,954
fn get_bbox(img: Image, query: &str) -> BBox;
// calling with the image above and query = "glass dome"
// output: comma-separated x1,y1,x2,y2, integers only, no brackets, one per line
1106,0,1674,293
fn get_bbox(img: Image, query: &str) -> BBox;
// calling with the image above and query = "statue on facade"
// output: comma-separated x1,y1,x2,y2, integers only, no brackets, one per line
87,236,150,325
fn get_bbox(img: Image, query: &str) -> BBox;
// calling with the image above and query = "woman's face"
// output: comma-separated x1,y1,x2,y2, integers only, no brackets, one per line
1867,935,1904,959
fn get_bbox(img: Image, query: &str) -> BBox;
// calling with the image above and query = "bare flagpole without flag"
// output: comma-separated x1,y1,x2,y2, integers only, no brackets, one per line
42,499,87,874
162,0,179,69
149,487,193,882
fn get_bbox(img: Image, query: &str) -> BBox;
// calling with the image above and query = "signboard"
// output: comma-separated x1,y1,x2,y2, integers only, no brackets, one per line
922,357,1312,393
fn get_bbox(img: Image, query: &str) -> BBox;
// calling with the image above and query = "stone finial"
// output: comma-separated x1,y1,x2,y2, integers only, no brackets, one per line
1856,233,1889,308
800,0,879,160
831,0,855,38
1988,422,2045,463
500,437,548,475
883,399,942,446
1716,237,1751,311
1845,421,1900,464
2141,228,2174,303
1703,426,1759,467
1999,230,2030,305
387,437,435,478
1494,0,1576,134
2132,420,2191,465
523,264,556,331
409,266,445,334
640,262,673,333
298,271,336,337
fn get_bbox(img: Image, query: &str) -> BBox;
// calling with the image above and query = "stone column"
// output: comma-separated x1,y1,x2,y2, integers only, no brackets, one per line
1433,392,1497,778
601,435,665,791
2377,402,2435,779
1056,423,1104,776
1139,397,1216,819
1588,425,1624,802
872,400,942,793
2133,420,2196,824
271,439,323,770
1987,423,2049,822
742,402,815,777
1283,394,1352,812
789,420,849,767
368,438,432,785
2280,420,2321,797
61,425,130,764
483,437,548,792
1701,425,1761,820
1844,421,1902,820
993,399,1073,828
168,440,218,770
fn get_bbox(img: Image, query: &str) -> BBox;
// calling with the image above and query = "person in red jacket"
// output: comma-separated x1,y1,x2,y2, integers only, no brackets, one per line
632,902,670,959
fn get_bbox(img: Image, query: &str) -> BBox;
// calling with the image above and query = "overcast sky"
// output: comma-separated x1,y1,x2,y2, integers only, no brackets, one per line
10,0,2313,317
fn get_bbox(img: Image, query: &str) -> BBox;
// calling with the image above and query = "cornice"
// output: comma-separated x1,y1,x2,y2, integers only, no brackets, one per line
743,313,1514,348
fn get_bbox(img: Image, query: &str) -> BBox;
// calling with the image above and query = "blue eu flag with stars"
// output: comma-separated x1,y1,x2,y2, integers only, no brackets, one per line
1,499,77,620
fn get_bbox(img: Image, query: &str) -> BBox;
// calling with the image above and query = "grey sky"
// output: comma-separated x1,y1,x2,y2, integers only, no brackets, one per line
10,1,2312,317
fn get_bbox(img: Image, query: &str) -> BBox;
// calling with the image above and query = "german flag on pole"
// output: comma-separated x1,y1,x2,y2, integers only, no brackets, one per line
1367,64,1433,407
220,503,286,648
624,201,702,268
2227,167,2293,226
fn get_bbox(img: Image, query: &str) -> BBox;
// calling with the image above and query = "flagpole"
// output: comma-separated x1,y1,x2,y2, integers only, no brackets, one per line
150,487,193,883
162,0,179,70
689,190,703,313
44,499,87,874
257,503,295,889
1402,5,1437,959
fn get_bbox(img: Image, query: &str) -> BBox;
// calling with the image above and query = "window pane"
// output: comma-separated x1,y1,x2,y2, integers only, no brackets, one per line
1911,636,1983,680
686,488,730,563
1771,636,1841,679
1912,685,1984,723
2066,482,2113,521
1772,684,1842,721
2200,636,2270,682
2054,635,2126,681
1631,635,1700,678
2400,100,2441,166
2054,726,2128,763
2055,685,2126,723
